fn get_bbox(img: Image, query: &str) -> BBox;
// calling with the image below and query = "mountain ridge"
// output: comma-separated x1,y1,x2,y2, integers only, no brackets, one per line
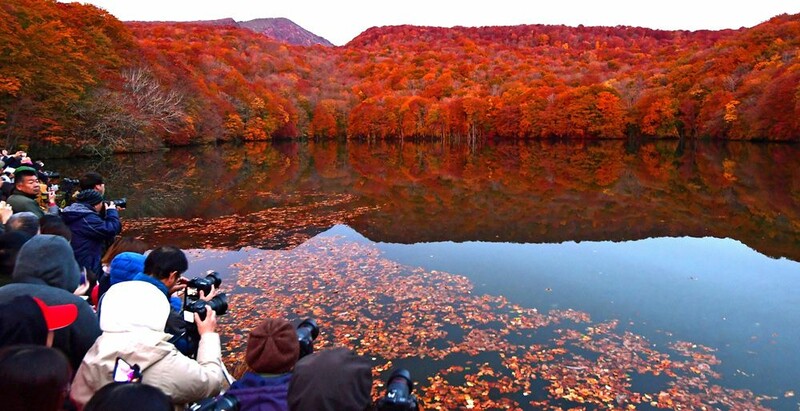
126,17,334,47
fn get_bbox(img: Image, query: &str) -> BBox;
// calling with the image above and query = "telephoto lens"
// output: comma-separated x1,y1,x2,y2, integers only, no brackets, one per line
296,318,319,358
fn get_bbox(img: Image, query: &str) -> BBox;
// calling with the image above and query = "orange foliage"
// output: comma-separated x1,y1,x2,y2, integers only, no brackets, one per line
2,1,800,152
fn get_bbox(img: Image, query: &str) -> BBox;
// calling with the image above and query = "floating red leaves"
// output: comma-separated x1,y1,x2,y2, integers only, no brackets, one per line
201,235,775,410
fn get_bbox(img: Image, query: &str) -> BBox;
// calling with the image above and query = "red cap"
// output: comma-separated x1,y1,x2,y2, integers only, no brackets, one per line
32,297,78,331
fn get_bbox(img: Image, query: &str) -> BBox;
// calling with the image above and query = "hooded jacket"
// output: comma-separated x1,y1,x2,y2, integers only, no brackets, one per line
70,281,228,410
0,234,100,370
288,347,373,411
109,252,146,285
61,201,121,276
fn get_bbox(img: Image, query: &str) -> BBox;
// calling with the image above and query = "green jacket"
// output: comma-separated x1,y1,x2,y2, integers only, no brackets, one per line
7,192,58,218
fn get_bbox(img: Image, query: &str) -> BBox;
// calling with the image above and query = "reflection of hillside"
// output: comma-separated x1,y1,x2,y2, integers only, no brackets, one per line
49,141,799,260
339,141,800,261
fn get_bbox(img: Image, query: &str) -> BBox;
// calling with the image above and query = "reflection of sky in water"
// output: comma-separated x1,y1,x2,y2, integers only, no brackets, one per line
360,227,800,396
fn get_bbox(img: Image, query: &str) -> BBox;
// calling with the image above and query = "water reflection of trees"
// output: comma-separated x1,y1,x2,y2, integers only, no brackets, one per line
341,140,799,261
51,140,799,260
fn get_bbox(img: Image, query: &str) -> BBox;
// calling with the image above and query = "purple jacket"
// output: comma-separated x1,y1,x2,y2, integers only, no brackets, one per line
226,372,291,411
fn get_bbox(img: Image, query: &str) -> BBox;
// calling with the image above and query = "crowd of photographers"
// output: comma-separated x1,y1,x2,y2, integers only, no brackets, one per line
0,154,421,411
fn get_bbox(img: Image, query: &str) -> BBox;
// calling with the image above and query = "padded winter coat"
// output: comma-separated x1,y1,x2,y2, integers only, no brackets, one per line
61,202,121,276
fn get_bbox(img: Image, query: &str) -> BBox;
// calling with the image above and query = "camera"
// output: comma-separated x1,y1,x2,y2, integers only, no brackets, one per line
183,271,226,321
184,293,228,321
187,394,239,411
106,197,127,208
375,369,420,411
296,318,319,358
187,270,222,297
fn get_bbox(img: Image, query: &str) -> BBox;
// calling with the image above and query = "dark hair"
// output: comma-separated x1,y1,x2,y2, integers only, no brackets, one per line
84,382,172,411
0,345,72,411
79,172,104,191
39,214,72,242
144,246,188,280
13,169,36,187
0,231,31,276
6,211,40,237
101,236,150,266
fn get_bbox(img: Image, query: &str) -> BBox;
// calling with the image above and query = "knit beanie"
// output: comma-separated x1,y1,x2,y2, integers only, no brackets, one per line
76,189,103,206
288,347,373,411
13,234,80,292
245,318,300,374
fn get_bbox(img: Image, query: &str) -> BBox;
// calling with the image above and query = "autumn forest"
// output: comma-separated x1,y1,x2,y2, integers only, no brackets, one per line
1,0,799,156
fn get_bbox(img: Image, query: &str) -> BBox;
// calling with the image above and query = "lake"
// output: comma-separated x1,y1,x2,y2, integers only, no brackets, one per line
49,139,799,409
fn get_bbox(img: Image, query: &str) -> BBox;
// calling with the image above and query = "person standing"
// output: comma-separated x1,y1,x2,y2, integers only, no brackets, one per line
6,166,58,218
61,189,121,278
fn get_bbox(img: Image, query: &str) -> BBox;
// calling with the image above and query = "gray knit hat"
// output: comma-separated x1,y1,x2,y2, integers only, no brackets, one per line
76,189,103,206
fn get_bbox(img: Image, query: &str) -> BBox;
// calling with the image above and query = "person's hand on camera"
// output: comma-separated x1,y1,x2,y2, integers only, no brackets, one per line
199,285,220,302
169,276,188,295
47,189,56,206
195,307,217,335
105,201,116,210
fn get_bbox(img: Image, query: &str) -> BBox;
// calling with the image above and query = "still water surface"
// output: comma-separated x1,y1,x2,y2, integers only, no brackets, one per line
50,140,799,409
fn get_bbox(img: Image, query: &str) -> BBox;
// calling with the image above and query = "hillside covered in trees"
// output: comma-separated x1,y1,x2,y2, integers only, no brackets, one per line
1,0,799,155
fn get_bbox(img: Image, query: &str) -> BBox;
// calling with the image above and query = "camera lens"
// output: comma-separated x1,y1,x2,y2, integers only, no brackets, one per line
377,368,416,410
205,271,222,288
208,293,228,316
296,318,319,358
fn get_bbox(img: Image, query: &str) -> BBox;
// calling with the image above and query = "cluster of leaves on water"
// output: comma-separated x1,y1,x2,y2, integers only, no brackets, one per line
124,193,378,249
209,235,779,410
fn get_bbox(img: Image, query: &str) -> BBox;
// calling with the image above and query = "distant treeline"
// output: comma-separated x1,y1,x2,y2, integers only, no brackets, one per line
1,0,798,155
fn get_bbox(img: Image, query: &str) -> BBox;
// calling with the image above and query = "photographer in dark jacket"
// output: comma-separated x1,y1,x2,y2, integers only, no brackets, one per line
61,189,121,279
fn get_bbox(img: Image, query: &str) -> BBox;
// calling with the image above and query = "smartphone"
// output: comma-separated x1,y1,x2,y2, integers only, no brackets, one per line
113,357,142,383
80,267,87,285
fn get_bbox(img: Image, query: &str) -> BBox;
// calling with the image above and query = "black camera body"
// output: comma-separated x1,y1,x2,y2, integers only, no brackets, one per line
296,318,320,358
375,369,420,411
107,197,127,208
183,271,227,321
187,394,239,411
187,271,222,297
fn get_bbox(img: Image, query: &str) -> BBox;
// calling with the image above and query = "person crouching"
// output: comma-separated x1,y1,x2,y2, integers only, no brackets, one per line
221,318,301,411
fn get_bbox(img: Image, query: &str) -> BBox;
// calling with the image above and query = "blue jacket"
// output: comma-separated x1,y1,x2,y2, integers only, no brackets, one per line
61,202,121,276
132,272,183,312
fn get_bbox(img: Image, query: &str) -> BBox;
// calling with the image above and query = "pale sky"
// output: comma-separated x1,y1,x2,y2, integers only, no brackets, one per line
72,1,800,46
